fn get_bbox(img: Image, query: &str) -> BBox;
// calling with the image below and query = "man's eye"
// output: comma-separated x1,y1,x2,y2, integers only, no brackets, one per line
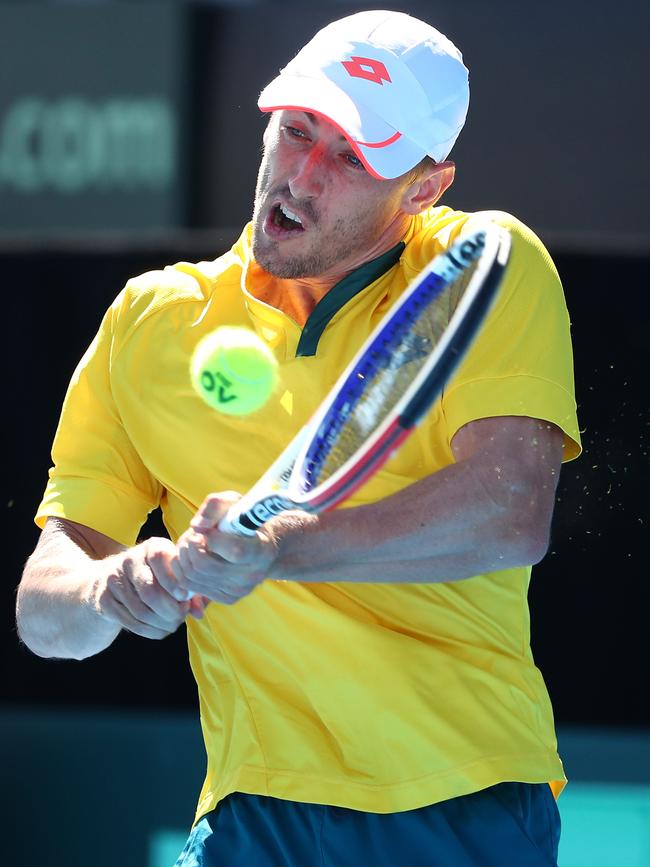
284,126,307,139
344,153,363,169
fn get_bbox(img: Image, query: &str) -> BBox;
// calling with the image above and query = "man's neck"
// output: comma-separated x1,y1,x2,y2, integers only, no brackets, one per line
266,215,413,321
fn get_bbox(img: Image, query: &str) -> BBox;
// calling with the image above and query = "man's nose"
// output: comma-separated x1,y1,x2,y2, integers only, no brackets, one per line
287,147,326,200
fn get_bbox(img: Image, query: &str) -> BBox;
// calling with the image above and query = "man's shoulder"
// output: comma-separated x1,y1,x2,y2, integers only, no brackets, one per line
414,206,540,244
108,232,250,339
420,206,553,251
404,206,555,275
123,250,242,314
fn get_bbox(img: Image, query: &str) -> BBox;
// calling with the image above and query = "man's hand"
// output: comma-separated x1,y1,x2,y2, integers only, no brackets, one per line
90,537,209,639
174,493,278,605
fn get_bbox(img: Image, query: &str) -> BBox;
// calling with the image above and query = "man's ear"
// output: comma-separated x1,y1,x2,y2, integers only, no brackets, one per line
401,161,456,214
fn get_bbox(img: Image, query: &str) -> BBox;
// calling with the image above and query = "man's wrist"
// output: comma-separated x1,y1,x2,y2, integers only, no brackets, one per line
263,510,321,581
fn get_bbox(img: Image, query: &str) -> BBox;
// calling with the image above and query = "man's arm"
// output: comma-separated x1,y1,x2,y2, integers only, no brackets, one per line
274,415,563,582
16,518,206,661
174,415,564,596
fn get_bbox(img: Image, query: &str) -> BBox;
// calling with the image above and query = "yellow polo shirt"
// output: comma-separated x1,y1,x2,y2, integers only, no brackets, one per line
36,206,581,819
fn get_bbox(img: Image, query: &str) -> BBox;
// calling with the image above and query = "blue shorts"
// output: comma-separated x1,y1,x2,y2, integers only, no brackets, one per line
173,782,560,867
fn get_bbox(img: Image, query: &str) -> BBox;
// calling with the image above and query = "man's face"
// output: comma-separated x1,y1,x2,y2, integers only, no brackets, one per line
251,111,411,279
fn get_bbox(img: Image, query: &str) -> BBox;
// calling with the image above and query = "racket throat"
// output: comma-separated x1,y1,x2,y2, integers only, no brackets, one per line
310,419,412,512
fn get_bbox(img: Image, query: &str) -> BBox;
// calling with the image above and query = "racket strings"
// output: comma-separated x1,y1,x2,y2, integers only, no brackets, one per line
304,260,478,489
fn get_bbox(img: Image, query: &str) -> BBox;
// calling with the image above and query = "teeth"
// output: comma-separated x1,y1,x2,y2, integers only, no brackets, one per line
279,203,302,225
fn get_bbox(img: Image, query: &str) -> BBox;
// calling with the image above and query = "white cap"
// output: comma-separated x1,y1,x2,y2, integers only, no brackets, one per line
258,10,470,180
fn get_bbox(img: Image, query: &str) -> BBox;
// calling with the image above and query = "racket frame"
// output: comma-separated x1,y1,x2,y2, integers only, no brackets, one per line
220,224,511,535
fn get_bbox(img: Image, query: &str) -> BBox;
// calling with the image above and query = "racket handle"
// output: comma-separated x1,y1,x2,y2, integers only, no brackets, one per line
181,422,311,600
215,427,309,536
217,506,259,536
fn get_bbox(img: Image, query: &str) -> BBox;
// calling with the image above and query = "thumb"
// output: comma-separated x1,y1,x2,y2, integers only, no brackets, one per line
190,491,241,532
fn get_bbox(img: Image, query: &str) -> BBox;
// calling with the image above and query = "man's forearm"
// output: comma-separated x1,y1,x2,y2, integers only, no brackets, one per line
17,532,121,660
174,417,562,597
269,456,550,584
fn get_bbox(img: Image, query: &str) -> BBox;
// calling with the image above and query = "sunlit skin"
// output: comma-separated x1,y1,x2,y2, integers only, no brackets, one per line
251,111,455,314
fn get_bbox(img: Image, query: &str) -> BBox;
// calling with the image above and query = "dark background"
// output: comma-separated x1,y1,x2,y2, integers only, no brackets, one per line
1,0,648,242
1,1,649,864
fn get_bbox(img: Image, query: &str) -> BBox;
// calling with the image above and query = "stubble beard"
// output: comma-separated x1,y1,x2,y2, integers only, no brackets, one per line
251,165,379,280
252,214,362,279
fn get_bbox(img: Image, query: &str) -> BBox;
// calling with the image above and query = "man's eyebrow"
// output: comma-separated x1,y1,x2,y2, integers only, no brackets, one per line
302,111,348,144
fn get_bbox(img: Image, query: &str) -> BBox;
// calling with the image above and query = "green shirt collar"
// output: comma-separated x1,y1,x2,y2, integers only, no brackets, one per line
296,242,405,357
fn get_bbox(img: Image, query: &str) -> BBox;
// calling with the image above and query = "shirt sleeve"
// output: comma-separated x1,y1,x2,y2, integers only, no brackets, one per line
440,212,582,462
35,290,163,545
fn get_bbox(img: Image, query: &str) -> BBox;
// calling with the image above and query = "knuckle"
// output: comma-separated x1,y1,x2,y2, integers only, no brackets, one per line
97,594,121,622
146,548,163,566
224,542,245,563
147,550,172,576
138,583,159,608
188,546,210,572
105,572,122,593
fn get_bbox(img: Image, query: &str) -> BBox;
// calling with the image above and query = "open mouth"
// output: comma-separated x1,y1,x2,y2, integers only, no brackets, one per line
272,202,304,231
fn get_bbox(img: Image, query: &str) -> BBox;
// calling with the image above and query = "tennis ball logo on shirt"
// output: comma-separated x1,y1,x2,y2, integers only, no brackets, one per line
190,327,278,416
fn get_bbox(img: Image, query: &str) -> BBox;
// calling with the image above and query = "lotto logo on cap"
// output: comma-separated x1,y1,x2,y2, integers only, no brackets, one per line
258,10,470,179
341,56,391,85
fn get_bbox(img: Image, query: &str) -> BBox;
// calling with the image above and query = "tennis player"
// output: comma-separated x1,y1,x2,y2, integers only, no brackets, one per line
17,10,581,866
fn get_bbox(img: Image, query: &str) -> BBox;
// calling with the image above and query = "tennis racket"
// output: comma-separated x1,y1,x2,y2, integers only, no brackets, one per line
220,223,511,536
